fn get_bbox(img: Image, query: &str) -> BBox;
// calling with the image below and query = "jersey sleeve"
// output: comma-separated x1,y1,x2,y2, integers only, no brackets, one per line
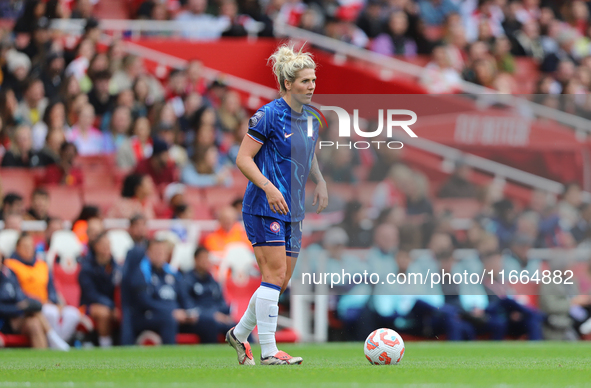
247,109,268,145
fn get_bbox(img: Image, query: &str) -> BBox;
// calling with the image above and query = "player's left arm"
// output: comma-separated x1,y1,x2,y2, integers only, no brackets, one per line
310,153,328,214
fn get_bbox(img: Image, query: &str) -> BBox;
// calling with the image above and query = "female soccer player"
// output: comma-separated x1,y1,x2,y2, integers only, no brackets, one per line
226,44,328,365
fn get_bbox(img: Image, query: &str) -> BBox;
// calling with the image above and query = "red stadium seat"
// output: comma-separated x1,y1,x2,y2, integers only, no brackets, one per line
0,169,37,206
203,186,243,210
44,186,83,222
176,333,200,345
0,333,30,348
53,263,82,307
83,187,122,215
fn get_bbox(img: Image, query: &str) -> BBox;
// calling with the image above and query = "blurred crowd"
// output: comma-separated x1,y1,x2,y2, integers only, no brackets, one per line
0,200,250,349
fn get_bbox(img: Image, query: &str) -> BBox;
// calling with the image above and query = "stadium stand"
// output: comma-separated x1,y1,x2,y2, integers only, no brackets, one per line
2,0,591,348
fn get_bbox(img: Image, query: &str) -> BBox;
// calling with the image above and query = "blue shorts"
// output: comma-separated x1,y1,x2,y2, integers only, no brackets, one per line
242,213,302,257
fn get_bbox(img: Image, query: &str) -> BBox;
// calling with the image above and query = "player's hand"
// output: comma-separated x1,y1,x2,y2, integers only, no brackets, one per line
214,311,234,325
172,309,188,323
312,180,328,214
264,183,289,215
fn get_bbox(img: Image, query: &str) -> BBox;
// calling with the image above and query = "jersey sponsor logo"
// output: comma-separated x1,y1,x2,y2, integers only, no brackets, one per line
249,111,264,128
270,222,281,233
284,132,293,139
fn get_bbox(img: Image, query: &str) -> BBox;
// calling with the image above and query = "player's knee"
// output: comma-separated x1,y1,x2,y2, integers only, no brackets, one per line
91,304,111,321
42,304,59,321
26,316,44,335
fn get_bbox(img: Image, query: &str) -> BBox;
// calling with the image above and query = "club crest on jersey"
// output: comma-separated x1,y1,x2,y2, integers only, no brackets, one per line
270,222,280,233
249,111,264,128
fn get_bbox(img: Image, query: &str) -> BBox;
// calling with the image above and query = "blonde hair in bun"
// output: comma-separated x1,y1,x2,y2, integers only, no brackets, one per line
268,44,316,94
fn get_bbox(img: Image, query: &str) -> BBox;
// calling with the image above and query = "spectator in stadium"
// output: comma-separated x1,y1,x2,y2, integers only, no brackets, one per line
40,52,65,101
0,88,20,132
3,212,23,231
34,217,63,258
420,43,463,93
182,247,234,343
558,182,583,232
437,161,479,198
367,223,399,279
21,16,52,70
356,0,383,39
1,125,43,168
110,55,164,101
78,231,122,348
134,137,177,187
175,0,230,40
321,147,358,184
217,90,245,133
122,236,197,345
65,39,95,81
16,78,48,127
12,0,44,34
337,200,374,248
87,70,115,119
70,0,95,19
480,245,544,340
68,103,105,156
117,117,153,169
39,141,84,186
418,0,458,26
4,49,31,101
161,182,186,219
0,193,24,221
32,100,68,152
128,214,149,249
181,145,233,188
72,205,102,246
502,233,541,273
24,188,50,222
490,199,518,250
510,20,545,62
103,105,133,153
0,250,70,350
188,106,218,153
5,233,81,344
156,123,188,168
108,173,156,220
203,206,250,253
538,257,579,340
370,11,417,57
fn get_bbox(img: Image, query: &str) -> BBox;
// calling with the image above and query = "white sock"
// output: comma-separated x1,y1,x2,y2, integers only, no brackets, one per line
57,306,80,341
47,329,70,351
99,336,113,348
256,283,280,359
233,289,258,343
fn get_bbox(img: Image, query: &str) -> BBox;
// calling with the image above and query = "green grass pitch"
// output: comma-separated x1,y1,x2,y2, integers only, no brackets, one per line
1,342,590,387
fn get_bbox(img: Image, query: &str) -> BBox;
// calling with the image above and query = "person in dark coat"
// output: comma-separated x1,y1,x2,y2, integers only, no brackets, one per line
182,247,234,343
78,231,122,347
121,237,197,345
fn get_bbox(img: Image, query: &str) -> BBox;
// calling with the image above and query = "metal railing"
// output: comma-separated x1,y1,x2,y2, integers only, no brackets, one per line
50,18,265,41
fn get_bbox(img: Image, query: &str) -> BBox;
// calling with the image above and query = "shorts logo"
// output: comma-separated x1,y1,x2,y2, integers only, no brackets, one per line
270,222,280,233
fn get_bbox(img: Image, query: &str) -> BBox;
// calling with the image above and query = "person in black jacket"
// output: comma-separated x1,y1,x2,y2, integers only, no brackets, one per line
182,247,234,343
121,237,197,345
0,252,69,350
78,231,121,347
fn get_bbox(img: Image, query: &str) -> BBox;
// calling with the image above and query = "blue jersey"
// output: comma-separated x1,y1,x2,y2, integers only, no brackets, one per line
243,98,319,222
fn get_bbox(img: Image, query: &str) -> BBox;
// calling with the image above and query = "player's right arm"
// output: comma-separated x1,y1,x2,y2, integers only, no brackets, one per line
236,135,288,215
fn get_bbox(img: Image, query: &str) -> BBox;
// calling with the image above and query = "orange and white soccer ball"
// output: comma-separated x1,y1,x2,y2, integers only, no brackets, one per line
364,328,405,365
